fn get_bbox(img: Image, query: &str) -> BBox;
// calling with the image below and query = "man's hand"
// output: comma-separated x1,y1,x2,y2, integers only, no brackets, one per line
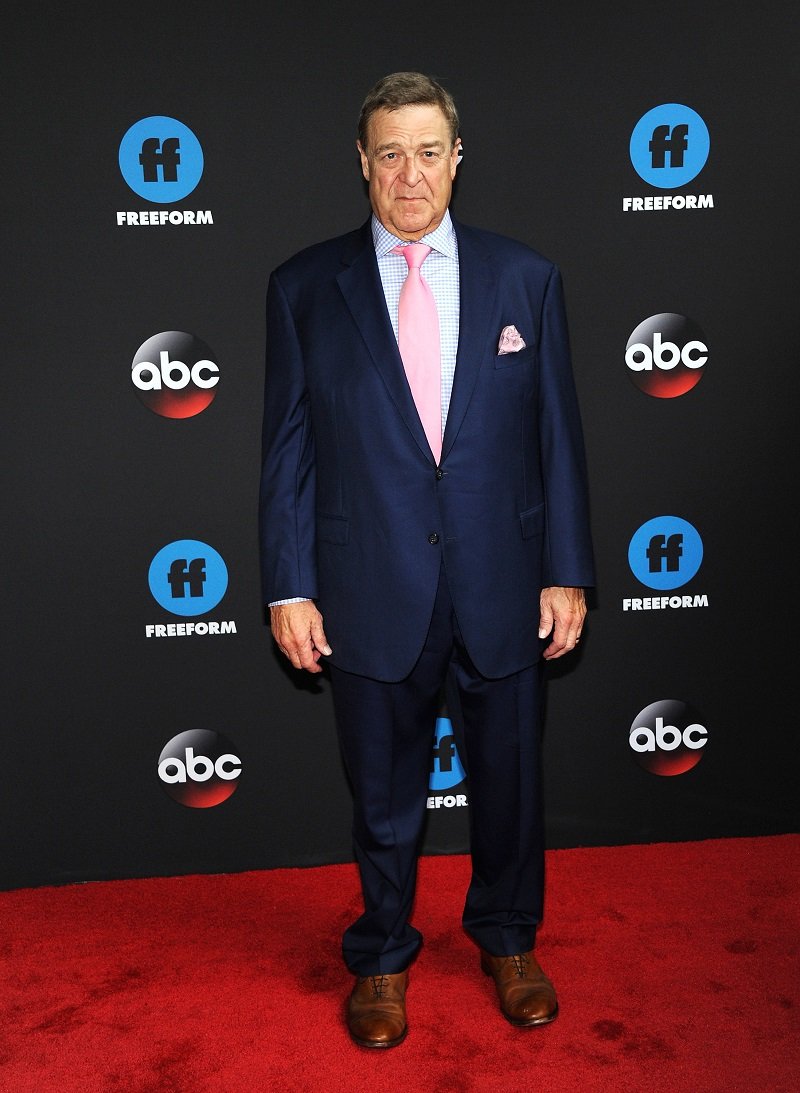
538,586,586,661
270,601,332,674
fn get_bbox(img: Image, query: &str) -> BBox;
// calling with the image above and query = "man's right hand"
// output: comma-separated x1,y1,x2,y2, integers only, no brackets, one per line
270,601,332,674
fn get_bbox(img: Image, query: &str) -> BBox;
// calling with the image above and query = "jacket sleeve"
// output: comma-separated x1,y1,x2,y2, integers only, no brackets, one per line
258,270,318,603
537,264,596,588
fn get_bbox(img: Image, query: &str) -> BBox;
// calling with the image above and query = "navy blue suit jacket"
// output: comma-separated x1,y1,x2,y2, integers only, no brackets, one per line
260,218,594,681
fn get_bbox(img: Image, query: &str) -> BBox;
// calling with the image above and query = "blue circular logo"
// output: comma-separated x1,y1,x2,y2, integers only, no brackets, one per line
429,717,466,791
119,116,203,202
630,104,709,188
628,517,703,590
148,540,228,616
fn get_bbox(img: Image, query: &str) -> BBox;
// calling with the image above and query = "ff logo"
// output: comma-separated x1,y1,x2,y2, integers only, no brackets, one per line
630,105,710,188
626,314,708,398
118,116,203,202
132,331,220,418
148,540,228,616
628,517,703,591
629,700,707,776
429,716,466,791
158,729,241,807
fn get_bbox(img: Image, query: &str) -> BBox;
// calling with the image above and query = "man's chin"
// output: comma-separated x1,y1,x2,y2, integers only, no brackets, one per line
389,209,437,239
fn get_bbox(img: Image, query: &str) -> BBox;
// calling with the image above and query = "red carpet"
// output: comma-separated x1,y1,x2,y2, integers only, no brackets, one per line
1,836,798,1092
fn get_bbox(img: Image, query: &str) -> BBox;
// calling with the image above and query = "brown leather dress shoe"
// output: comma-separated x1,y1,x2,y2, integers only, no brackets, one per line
480,950,558,1027
346,970,409,1048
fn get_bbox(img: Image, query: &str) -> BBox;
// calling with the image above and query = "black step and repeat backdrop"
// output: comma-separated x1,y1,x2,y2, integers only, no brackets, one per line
4,1,797,889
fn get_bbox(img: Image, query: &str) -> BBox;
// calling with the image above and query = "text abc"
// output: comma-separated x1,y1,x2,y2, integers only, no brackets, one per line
158,746,241,783
626,333,707,371
133,351,219,390
629,717,707,752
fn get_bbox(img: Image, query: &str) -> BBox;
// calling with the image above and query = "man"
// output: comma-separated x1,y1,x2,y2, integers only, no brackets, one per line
260,72,594,1049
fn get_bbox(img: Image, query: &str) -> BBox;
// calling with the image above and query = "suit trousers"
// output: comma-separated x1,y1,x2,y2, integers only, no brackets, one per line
329,561,545,976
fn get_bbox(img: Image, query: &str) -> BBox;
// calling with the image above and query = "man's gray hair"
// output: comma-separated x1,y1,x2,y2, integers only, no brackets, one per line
358,72,460,151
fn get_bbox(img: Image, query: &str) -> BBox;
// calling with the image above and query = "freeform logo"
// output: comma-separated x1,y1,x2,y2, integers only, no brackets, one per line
624,104,712,213
628,516,703,589
626,314,708,398
119,116,203,200
117,115,212,226
624,517,708,611
629,700,707,776
132,332,220,419
146,540,236,638
158,729,241,807
630,104,710,186
148,540,228,615
427,716,468,810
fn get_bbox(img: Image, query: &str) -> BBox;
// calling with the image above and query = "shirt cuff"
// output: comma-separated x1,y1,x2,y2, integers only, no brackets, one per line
268,597,312,607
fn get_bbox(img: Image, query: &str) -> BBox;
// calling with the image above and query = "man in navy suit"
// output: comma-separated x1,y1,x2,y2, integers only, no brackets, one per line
260,72,594,1048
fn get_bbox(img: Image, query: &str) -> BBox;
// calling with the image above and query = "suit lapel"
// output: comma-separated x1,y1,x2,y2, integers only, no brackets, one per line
336,223,434,461
442,221,498,459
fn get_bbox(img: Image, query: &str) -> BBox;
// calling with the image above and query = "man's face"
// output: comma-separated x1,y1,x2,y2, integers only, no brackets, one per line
357,103,461,241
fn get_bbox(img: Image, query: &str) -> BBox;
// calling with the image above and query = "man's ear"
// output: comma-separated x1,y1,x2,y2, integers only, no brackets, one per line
450,138,462,178
357,141,370,182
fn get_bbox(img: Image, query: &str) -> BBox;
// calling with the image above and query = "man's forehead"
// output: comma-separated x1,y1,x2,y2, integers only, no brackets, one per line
373,135,448,153
367,104,451,147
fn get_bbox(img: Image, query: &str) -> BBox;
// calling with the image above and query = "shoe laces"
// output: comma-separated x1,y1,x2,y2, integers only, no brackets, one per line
367,975,391,997
507,954,530,978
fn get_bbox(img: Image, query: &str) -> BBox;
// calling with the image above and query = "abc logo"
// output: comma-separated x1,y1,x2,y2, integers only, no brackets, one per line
625,314,708,398
132,332,219,419
158,729,241,807
629,700,707,776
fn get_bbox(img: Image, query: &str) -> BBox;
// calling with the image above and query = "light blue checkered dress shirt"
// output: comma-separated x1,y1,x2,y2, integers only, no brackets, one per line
371,210,460,437
270,212,460,605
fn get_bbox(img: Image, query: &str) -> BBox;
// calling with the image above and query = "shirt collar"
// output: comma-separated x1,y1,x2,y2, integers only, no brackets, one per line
371,209,457,260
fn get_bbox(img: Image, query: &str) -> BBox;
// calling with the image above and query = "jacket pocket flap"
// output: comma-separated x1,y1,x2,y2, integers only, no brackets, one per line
519,502,545,540
317,513,349,545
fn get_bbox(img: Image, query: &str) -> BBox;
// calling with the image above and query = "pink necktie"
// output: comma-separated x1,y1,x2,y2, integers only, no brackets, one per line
393,243,442,462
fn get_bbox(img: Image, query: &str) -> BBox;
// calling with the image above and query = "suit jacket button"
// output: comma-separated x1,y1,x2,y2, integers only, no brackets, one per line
428,533,440,545
435,468,445,480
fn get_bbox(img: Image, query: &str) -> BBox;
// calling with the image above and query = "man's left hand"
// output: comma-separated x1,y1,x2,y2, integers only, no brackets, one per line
538,586,586,660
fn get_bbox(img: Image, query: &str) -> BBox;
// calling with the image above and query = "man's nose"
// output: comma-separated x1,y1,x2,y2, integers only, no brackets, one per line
399,155,422,185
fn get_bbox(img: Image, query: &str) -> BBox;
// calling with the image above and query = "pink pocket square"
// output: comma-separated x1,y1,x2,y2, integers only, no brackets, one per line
497,325,526,355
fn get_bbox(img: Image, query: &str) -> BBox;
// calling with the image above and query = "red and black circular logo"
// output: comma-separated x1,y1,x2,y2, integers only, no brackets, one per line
157,729,241,807
629,699,708,776
132,331,219,418
625,314,708,398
